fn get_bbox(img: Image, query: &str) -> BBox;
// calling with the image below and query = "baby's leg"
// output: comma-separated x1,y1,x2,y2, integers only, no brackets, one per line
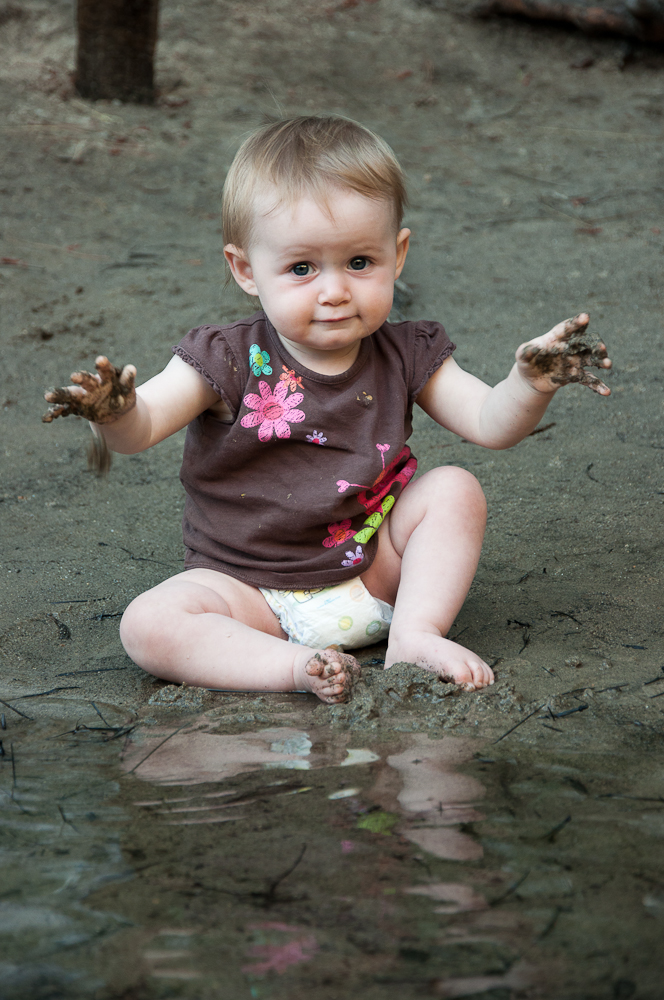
360,466,492,690
119,568,360,704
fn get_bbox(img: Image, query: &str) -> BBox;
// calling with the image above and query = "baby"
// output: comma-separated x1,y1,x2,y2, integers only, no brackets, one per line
43,116,612,704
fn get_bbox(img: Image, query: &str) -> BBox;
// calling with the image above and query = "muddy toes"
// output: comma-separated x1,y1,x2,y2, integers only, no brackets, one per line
306,649,360,679
305,649,361,703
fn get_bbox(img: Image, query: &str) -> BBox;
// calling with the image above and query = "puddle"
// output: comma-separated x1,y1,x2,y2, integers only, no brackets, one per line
1,700,664,998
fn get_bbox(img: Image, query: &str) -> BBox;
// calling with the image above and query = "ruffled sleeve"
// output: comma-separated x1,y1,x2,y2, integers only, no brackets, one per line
409,321,456,401
173,324,247,415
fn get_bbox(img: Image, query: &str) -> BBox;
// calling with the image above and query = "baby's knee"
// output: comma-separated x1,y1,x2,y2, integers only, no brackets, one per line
423,465,486,514
120,591,167,669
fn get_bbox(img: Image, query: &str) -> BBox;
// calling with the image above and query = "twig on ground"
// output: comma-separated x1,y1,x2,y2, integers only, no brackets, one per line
261,843,307,906
543,815,572,842
538,906,565,940
56,667,128,677
551,610,582,625
57,803,79,832
550,704,589,718
98,541,175,567
90,702,112,727
493,703,545,743
0,698,34,721
14,686,81,700
528,422,556,436
51,598,108,604
490,869,531,905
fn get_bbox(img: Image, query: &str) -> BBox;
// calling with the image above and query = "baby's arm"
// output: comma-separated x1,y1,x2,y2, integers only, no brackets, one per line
43,355,221,454
417,313,611,449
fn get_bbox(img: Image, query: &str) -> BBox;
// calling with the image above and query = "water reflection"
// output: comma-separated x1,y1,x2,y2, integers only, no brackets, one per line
6,703,663,998
120,721,529,996
125,726,317,785
122,724,485,864
384,736,485,861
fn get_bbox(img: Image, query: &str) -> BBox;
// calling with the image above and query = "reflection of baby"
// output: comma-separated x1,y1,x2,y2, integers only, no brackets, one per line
43,116,612,704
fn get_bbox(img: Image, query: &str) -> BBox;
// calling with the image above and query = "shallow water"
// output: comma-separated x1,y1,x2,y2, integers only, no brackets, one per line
2,697,663,1000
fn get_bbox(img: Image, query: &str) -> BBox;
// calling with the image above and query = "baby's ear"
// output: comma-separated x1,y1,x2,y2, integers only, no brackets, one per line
224,245,258,296
395,228,410,279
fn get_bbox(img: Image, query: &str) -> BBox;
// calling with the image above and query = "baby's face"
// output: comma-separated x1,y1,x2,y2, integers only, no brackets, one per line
225,187,410,370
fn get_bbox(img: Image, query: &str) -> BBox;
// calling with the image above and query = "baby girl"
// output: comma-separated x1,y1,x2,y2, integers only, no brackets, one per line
44,115,611,703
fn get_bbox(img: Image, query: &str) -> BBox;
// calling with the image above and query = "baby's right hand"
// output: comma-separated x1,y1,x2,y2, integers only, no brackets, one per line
43,356,136,424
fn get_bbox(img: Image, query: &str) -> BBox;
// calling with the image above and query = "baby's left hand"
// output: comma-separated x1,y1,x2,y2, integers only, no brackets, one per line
516,313,612,396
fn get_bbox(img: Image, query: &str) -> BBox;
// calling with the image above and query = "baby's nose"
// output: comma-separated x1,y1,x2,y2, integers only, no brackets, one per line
318,273,351,305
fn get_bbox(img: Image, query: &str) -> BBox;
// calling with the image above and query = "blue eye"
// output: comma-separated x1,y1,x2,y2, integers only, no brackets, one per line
292,262,311,276
349,257,368,271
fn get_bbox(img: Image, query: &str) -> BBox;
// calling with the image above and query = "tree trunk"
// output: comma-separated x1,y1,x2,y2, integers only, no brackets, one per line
474,0,664,42
75,0,159,104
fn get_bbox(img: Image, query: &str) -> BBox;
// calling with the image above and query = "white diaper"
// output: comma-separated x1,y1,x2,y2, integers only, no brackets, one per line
259,577,393,651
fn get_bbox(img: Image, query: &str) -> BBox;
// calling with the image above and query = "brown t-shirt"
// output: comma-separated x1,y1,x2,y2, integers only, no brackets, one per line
173,311,454,589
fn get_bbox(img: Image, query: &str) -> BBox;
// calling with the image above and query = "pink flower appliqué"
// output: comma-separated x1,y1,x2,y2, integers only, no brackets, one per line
241,380,305,442
341,545,364,567
337,443,391,493
323,519,354,548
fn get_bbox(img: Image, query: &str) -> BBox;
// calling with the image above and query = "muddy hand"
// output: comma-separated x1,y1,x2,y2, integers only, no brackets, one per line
516,313,612,396
43,356,136,423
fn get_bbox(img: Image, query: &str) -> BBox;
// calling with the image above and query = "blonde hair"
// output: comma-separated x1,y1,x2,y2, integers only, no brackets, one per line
222,115,407,250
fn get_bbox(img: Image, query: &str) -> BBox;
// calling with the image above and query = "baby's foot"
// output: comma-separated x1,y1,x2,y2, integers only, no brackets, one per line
292,647,361,704
385,631,493,691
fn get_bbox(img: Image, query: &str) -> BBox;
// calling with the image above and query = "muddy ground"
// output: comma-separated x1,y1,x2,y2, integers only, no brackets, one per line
1,1,664,997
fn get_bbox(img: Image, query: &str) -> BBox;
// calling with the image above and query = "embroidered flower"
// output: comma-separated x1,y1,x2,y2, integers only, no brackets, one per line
341,545,364,568
241,380,305,442
376,443,390,465
337,443,391,493
279,365,303,392
322,519,354,548
306,430,327,445
249,344,272,377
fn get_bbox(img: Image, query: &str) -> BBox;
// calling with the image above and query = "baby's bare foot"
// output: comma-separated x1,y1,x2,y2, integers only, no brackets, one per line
292,647,361,704
385,631,493,691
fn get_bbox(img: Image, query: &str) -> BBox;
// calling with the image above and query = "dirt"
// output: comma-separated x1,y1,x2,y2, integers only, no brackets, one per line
1,1,664,995
3,0,663,725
